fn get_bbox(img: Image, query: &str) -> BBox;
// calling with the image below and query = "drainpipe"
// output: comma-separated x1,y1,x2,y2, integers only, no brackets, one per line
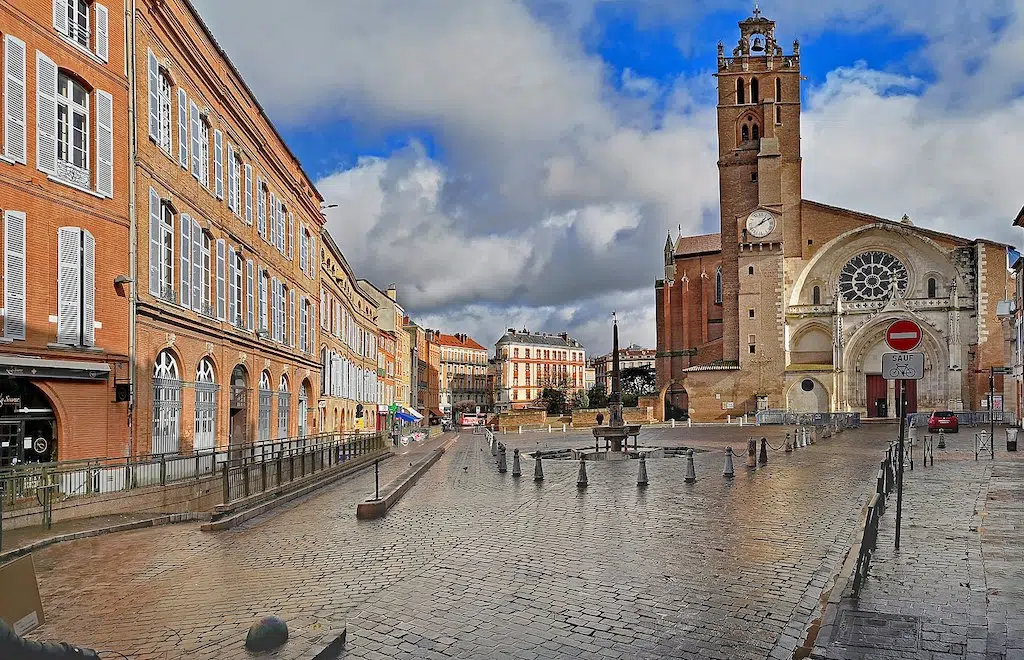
125,0,139,457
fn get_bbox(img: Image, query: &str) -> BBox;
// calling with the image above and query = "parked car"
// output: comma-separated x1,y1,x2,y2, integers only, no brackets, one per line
928,410,959,433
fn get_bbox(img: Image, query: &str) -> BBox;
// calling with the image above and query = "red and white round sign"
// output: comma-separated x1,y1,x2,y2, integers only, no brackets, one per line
885,319,922,352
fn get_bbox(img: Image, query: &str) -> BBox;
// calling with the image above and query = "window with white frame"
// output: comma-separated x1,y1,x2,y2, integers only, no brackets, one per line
198,117,210,187
152,350,181,454
155,199,174,301
257,179,267,237
194,358,217,453
277,376,290,439
257,370,272,444
56,72,89,182
231,249,243,327
231,152,242,216
55,0,109,61
158,71,171,155
200,231,212,315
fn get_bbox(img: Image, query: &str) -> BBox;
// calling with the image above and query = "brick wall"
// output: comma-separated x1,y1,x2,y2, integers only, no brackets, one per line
497,410,547,429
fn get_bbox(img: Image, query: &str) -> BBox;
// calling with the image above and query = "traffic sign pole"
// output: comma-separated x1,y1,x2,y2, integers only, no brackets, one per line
895,377,906,551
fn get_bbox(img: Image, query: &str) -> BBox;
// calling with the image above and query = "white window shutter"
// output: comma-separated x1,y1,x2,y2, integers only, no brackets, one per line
259,267,267,330
53,0,68,34
82,230,95,346
57,227,81,345
308,235,316,278
300,295,307,354
190,101,200,179
96,90,114,197
244,164,253,224
147,49,159,141
215,239,226,320
94,4,109,62
277,205,285,252
191,219,202,312
214,129,223,199
228,246,237,324
288,213,294,259
268,193,276,244
289,289,295,347
35,52,58,174
148,188,161,295
226,144,236,212
4,36,27,164
256,176,265,235
3,210,26,340
180,214,191,308
299,225,307,272
270,276,278,340
177,88,188,168
246,259,254,330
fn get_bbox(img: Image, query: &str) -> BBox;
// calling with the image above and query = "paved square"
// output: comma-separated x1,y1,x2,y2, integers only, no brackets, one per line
27,426,891,659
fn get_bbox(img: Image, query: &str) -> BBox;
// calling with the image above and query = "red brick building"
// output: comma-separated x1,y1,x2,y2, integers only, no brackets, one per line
0,0,130,463
132,0,322,455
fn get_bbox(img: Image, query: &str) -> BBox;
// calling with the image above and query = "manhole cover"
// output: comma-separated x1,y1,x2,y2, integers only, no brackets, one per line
834,611,920,651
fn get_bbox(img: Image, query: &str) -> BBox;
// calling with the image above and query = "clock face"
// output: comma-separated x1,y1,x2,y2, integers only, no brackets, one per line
746,210,777,238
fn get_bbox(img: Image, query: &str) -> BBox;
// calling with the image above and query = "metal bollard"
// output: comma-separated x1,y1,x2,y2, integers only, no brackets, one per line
498,447,507,474
727,415,731,424
808,427,815,445
785,432,793,453
534,455,544,481
688,418,692,428
548,424,552,433
512,448,522,477
671,419,676,428
758,437,768,465
684,448,697,483
723,447,735,478
562,423,567,433
577,458,588,488
637,455,649,487
801,430,808,448
519,425,523,434
492,439,498,456
937,429,945,449
746,437,757,468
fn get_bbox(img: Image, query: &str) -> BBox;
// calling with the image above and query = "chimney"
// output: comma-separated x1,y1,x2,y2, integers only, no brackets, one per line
386,284,397,301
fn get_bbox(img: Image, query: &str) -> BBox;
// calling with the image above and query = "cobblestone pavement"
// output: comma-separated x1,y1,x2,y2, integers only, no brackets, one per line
27,425,892,659
821,429,1024,660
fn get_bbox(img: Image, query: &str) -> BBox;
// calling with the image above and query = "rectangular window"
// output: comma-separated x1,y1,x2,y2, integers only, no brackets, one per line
232,251,243,326
159,203,174,300
748,309,755,318
259,269,268,331
749,344,756,354
231,154,242,217
227,246,237,325
244,164,253,224
157,73,172,155
56,72,89,177
199,119,210,188
299,224,307,272
199,227,210,315
179,215,191,308
189,101,201,180
268,192,277,245
56,226,95,347
748,265,754,275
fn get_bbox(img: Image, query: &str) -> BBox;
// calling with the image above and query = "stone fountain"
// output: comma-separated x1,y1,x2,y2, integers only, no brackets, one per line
592,313,642,457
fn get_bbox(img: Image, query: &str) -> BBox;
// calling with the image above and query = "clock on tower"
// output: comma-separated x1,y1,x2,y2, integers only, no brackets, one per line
745,210,777,239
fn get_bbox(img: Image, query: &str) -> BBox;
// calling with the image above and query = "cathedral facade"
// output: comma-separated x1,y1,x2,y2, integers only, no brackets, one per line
655,9,1015,421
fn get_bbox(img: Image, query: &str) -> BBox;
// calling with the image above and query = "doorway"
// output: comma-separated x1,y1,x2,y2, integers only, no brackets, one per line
866,374,887,417
895,379,918,417
229,365,249,455
0,379,57,465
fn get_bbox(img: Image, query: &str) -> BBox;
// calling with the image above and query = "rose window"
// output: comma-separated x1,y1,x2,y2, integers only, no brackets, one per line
838,251,909,301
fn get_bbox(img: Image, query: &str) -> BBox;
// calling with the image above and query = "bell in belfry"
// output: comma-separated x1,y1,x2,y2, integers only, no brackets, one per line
750,35,765,53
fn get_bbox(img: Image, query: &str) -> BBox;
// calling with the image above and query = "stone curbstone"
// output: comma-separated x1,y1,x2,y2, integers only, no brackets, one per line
356,435,459,520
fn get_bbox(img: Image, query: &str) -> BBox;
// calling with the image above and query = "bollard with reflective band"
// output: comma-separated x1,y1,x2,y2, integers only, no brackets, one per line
785,432,793,453
684,448,697,483
512,448,522,477
577,458,588,488
637,455,649,487
800,430,808,448
746,437,757,468
938,429,946,449
723,447,735,478
759,437,768,465
498,447,507,474
534,455,544,481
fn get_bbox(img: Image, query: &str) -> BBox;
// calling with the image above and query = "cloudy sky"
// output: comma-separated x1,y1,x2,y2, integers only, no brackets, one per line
192,0,1024,356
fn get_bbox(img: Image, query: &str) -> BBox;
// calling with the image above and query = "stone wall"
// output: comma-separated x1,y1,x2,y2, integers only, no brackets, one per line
638,396,663,422
497,410,547,430
570,407,654,427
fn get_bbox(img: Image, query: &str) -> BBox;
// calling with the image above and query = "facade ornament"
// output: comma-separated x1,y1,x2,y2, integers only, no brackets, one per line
264,358,271,369
205,342,214,355
165,333,175,346
238,352,246,362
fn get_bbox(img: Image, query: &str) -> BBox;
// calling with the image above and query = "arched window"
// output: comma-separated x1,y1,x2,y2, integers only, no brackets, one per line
736,78,746,104
152,350,181,454
715,267,723,304
927,277,937,298
812,286,821,305
194,358,217,453
775,77,782,102
298,380,310,438
752,124,760,140
258,370,272,443
741,125,750,142
277,375,290,440
750,77,759,104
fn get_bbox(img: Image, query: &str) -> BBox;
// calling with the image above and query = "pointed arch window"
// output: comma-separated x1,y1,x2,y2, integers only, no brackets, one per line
741,125,750,142
812,286,821,305
752,124,760,140
715,267,723,304
750,77,759,103
152,350,181,454
194,358,217,453
736,78,746,104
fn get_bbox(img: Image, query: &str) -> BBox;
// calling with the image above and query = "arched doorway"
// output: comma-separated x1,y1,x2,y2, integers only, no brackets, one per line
660,381,689,421
257,370,273,444
0,379,58,465
298,379,311,439
229,364,249,451
152,350,182,454
277,375,290,440
194,358,217,454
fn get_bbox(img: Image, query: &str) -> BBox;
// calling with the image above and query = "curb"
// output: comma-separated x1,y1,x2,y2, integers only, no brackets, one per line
202,450,393,532
0,512,202,564
356,435,460,520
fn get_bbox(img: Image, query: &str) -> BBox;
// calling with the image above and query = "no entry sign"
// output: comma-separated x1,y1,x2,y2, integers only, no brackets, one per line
885,319,922,352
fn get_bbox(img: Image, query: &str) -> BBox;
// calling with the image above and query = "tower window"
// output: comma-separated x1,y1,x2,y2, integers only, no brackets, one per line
736,78,746,105
715,267,723,304
748,265,754,275
812,286,821,305
748,309,755,319
751,172,758,183
775,77,782,102
741,125,750,142
752,124,760,140
927,277,937,298
749,344,756,354
776,106,782,124
750,78,759,104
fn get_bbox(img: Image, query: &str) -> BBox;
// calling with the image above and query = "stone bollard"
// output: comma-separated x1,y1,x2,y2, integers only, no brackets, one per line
512,448,522,477
534,455,544,481
785,432,793,453
684,448,697,483
746,437,757,468
492,439,498,456
800,430,808,448
759,437,768,465
577,458,588,489
688,418,692,428
548,424,552,433
519,425,522,434
637,455,649,487
723,447,735,478
562,423,567,433
498,447,507,474
671,418,676,428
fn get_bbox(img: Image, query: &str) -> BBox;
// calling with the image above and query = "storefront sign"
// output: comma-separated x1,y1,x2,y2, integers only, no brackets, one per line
0,395,22,408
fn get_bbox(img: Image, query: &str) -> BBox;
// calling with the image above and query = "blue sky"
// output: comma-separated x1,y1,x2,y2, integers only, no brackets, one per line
195,0,1024,355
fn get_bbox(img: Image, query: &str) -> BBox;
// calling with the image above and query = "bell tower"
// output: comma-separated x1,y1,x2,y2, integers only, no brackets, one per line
715,5,802,364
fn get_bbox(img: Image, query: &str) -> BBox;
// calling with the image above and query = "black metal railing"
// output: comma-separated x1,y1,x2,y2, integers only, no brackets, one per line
851,442,898,595
220,432,386,505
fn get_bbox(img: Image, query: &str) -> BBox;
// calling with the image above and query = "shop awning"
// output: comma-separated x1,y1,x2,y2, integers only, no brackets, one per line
395,405,423,423
0,355,110,381
428,408,444,418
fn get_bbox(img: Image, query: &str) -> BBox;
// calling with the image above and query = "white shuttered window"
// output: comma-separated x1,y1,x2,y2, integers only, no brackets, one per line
3,210,26,340
4,36,27,164
56,226,95,347
215,239,226,320
177,88,187,168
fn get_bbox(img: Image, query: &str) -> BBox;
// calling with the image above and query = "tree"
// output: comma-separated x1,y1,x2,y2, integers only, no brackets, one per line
540,387,569,415
573,390,590,410
452,400,477,416
621,365,656,398
587,384,609,409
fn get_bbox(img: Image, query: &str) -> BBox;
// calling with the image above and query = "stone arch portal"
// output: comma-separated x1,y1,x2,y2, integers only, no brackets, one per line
658,379,688,422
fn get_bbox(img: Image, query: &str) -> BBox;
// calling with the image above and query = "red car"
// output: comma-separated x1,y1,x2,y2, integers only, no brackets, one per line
928,410,959,433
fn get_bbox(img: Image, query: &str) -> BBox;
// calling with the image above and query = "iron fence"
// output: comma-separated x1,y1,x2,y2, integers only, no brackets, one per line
851,441,898,595
755,410,861,428
906,410,1017,428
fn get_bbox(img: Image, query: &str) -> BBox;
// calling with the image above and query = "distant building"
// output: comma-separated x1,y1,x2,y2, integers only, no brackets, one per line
591,344,655,391
493,329,586,411
436,333,489,413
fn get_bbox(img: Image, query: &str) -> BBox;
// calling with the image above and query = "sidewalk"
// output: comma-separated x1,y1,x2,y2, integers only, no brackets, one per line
818,431,1024,659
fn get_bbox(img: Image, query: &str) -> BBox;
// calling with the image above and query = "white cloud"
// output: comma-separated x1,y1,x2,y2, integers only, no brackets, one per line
191,0,1024,355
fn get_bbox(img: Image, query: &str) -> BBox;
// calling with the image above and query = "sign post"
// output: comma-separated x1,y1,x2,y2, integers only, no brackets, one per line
884,319,924,552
